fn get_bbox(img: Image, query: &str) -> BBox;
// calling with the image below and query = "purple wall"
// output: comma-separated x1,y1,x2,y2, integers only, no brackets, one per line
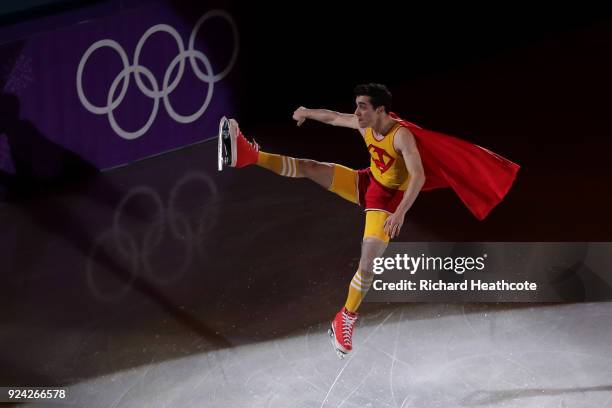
1,0,238,172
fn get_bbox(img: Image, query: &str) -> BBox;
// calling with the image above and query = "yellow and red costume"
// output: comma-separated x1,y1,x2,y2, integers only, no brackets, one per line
330,122,409,242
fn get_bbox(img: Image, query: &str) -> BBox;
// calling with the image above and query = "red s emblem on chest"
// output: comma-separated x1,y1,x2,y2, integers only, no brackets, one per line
368,144,395,174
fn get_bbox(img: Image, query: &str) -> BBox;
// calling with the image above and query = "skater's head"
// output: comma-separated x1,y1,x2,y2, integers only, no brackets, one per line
353,83,392,128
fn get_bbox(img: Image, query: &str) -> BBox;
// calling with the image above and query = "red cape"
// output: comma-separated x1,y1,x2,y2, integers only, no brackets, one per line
389,112,520,220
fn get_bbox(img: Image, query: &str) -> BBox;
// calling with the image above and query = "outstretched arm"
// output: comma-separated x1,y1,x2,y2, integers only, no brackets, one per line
384,127,426,239
292,107,361,130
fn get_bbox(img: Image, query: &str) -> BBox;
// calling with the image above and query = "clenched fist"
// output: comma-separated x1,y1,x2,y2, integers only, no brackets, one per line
292,106,309,126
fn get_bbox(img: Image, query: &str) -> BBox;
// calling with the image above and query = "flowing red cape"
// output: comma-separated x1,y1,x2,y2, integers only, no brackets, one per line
389,113,520,220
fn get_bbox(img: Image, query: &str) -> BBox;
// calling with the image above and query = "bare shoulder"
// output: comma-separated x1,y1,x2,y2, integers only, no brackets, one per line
393,126,417,152
396,126,415,140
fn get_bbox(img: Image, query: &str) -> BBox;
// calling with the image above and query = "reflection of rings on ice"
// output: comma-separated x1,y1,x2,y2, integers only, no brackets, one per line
113,185,165,259
87,172,219,300
167,172,219,259
86,229,139,302
142,211,193,285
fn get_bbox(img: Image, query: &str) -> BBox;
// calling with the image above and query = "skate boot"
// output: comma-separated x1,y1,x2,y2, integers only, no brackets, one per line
218,116,259,171
328,307,358,359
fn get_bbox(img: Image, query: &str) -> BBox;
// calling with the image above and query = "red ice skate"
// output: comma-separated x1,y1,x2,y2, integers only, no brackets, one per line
217,116,259,171
328,307,358,359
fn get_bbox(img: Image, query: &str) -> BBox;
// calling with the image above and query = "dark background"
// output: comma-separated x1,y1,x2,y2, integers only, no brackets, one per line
234,4,612,123
230,4,612,240
2,1,612,238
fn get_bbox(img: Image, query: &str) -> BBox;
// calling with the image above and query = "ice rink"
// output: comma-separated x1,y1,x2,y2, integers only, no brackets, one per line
14,303,612,408
2,140,611,407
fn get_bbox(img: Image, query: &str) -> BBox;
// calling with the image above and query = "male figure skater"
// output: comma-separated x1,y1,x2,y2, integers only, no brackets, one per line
218,83,519,358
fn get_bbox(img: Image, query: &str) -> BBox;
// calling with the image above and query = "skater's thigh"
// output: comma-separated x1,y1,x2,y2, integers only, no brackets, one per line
328,164,359,205
359,211,390,273
363,210,391,243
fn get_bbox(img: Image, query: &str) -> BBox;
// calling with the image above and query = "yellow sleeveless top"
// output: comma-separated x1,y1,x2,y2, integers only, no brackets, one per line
363,123,410,190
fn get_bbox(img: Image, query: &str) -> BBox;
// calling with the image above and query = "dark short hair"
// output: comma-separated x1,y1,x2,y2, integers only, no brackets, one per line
353,83,392,112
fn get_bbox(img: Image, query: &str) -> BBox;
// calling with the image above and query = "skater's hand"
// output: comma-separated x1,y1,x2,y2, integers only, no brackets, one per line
293,107,308,126
384,211,406,239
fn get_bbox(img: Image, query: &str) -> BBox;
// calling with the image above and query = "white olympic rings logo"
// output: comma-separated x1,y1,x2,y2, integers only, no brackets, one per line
76,10,238,140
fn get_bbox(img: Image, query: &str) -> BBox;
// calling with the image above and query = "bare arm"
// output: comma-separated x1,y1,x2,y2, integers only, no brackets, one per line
384,127,426,238
292,107,362,132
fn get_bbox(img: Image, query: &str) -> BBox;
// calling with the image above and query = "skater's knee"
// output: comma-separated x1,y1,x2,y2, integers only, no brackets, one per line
359,260,374,276
358,255,377,276
359,238,388,275
298,159,320,176
299,159,333,178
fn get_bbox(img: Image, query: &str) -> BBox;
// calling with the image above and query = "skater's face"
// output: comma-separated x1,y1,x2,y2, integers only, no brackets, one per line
354,95,384,128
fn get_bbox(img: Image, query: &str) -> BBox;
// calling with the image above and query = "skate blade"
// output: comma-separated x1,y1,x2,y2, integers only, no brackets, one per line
328,328,347,360
217,116,231,171
217,116,227,171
